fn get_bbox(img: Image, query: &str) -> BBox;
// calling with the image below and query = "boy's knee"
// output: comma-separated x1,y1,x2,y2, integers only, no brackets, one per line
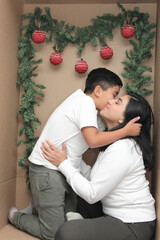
41,231,55,240
41,225,57,240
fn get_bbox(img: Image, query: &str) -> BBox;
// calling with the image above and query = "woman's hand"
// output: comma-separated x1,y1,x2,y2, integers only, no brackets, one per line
41,140,67,167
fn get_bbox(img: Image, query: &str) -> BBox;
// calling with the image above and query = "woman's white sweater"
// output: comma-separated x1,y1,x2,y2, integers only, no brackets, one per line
58,139,156,223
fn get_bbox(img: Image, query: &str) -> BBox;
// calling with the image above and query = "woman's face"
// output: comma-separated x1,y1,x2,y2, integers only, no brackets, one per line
100,94,131,129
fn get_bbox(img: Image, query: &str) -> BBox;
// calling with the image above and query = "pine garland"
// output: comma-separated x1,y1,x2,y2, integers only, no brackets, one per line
118,4,156,95
17,35,46,183
17,4,156,184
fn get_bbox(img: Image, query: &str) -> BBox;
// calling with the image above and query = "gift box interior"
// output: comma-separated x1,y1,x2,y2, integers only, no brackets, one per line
0,0,160,239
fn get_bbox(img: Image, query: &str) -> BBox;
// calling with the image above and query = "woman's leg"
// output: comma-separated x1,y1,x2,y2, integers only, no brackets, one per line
129,220,156,240
55,216,156,240
55,216,137,240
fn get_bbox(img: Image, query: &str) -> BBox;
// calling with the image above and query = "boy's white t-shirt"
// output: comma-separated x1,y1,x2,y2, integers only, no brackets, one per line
29,89,100,170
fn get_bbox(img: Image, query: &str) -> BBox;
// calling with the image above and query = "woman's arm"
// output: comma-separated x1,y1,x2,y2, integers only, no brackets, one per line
41,141,67,166
41,140,91,179
41,140,132,204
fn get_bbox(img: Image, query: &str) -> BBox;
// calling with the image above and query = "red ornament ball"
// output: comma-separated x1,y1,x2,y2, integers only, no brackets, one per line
50,52,63,65
75,59,88,74
32,30,46,44
121,24,135,39
100,46,113,59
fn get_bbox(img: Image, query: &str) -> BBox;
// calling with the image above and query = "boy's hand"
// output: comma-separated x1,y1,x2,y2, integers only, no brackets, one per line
124,117,142,136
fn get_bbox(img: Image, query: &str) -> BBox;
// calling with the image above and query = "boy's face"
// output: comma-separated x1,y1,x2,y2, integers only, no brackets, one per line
98,85,120,110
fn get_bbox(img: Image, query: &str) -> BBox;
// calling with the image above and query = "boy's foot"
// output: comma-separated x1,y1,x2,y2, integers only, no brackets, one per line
66,212,84,221
8,207,18,224
19,199,34,214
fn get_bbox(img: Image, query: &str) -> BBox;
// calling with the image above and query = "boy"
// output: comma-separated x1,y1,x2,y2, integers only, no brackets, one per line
9,68,141,240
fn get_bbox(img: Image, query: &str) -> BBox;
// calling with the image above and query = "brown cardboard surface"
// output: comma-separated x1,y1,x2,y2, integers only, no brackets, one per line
0,0,23,230
0,180,16,229
0,1,160,240
0,224,39,239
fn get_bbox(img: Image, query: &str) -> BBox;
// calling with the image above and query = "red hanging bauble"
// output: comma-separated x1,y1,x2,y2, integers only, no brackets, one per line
50,52,63,65
100,46,113,59
75,59,88,74
121,24,135,39
32,30,46,44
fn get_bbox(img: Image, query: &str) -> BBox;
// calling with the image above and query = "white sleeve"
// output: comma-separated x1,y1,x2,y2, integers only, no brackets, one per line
80,160,91,180
58,140,132,204
74,97,98,130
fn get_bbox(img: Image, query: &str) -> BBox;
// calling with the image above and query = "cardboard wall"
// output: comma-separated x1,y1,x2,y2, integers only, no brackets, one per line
153,0,160,238
0,0,23,229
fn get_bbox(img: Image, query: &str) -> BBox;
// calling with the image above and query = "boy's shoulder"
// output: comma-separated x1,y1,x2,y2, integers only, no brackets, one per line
70,89,84,97
67,89,91,103
59,89,96,114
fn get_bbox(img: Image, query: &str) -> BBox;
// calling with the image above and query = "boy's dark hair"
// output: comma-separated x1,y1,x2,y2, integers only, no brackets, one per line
84,68,123,93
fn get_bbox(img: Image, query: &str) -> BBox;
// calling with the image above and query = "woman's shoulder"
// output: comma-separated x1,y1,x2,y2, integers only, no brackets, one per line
98,139,136,168
109,138,136,149
106,139,142,161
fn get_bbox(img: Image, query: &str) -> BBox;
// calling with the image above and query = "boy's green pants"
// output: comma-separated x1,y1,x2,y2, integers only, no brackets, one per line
12,163,77,240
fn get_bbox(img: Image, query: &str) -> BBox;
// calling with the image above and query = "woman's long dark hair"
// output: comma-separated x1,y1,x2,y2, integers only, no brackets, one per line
100,92,154,171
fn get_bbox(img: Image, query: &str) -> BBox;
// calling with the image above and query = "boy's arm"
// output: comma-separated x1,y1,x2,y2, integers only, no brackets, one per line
82,117,141,148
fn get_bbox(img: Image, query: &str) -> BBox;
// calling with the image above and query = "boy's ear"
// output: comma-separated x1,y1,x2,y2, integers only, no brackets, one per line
94,85,103,98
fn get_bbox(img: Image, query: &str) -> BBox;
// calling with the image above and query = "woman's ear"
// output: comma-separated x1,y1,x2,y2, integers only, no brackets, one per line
118,118,124,124
94,85,102,98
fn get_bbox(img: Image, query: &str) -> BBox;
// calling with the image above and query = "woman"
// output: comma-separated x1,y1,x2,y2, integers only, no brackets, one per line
41,92,156,240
